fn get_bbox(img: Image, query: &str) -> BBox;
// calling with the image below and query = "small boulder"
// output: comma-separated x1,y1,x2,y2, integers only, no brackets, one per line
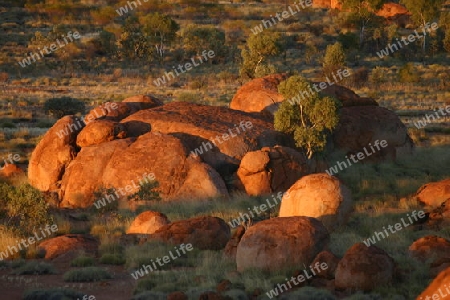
409,235,450,268
151,216,230,250
37,234,99,260
224,225,246,259
237,146,311,196
0,164,24,178
236,217,329,272
311,250,340,279
127,211,170,234
415,178,450,208
417,267,450,300
335,243,395,291
279,173,352,231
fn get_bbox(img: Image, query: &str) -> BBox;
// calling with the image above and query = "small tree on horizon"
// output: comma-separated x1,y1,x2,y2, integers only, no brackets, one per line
274,75,341,159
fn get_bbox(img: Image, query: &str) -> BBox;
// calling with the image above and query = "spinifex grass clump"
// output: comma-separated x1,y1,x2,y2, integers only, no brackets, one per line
63,267,112,282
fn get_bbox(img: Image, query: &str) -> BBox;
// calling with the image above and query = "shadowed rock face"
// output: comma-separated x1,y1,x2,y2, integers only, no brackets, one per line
236,216,329,272
29,97,293,208
335,243,396,291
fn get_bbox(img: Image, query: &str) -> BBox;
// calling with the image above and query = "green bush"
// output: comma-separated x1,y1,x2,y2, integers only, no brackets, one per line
22,288,85,300
99,253,126,265
43,97,86,119
14,261,56,275
70,255,95,267
128,180,161,202
133,278,156,295
2,183,53,236
63,267,112,282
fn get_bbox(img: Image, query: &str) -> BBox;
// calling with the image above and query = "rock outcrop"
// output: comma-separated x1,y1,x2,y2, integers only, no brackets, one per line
415,178,450,208
236,146,311,196
236,217,329,272
127,211,170,234
150,216,230,250
279,173,353,231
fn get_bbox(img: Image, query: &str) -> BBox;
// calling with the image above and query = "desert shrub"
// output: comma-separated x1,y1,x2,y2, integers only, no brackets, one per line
133,278,157,295
3,183,52,235
338,32,359,50
63,267,112,282
91,186,119,214
70,255,95,267
99,253,126,265
322,42,346,79
278,286,336,299
177,92,197,102
128,180,161,202
22,288,85,300
351,67,369,87
254,63,277,78
369,66,388,84
43,97,85,119
398,63,420,83
14,261,56,275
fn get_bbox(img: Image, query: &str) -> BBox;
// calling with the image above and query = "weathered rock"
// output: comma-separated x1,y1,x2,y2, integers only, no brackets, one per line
101,131,229,200
409,236,450,268
37,234,99,260
311,250,340,279
376,3,411,27
28,116,82,192
121,101,292,173
417,266,450,300
127,211,170,234
237,146,311,196
230,74,288,114
333,106,414,159
151,216,230,250
85,95,162,123
76,119,127,147
59,139,134,208
415,178,450,208
335,243,395,291
279,173,352,231
236,217,329,272
224,226,246,260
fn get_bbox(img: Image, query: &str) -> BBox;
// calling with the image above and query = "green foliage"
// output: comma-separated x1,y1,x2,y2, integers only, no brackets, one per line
369,66,388,84
274,75,341,159
337,32,359,49
141,13,179,61
70,255,95,267
134,279,157,295
128,180,161,201
2,183,53,236
322,42,346,78
14,261,56,275
240,32,283,79
63,267,112,282
398,63,420,83
92,187,119,214
23,288,85,300
43,97,85,119
254,63,277,78
181,25,227,62
99,253,126,265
